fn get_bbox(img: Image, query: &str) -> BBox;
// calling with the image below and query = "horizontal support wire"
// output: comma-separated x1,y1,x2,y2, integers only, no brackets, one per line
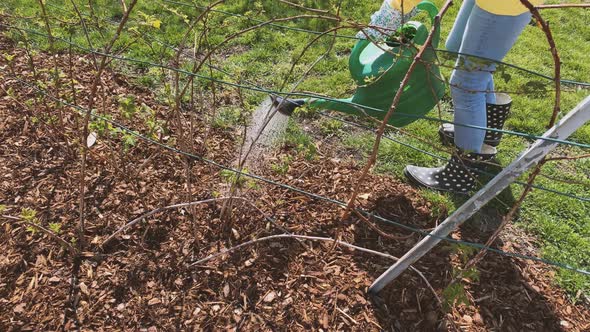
5,23,590,150
8,0,590,91
5,13,590,199
319,112,590,202
199,58,590,203
104,10,590,201
30,0,590,89
8,75,590,276
160,0,590,88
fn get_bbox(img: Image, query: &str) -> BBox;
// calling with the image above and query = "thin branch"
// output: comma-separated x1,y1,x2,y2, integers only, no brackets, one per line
353,210,413,241
101,196,304,248
537,3,590,9
77,0,138,250
119,0,128,12
520,0,561,127
544,153,590,163
102,197,237,246
278,0,331,14
1,215,78,254
67,0,98,70
459,165,543,275
188,233,442,305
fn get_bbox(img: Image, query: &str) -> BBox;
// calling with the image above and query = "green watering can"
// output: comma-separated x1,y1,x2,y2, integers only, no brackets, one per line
272,1,444,128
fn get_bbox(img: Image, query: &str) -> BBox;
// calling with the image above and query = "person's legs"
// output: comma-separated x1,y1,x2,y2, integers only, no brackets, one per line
445,0,476,52
486,79,495,104
451,6,531,152
405,6,531,193
445,0,496,106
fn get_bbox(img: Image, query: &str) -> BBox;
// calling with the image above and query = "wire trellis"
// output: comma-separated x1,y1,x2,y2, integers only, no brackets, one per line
2,0,590,296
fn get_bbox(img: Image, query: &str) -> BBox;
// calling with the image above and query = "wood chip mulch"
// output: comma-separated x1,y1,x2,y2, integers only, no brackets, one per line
1,31,589,331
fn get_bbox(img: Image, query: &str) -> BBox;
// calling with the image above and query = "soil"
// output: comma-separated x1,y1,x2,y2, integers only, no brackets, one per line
1,30,589,331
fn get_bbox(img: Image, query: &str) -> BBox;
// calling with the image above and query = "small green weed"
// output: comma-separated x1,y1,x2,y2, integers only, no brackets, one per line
118,95,138,120
441,282,469,312
271,155,293,175
48,222,62,234
293,105,319,119
283,119,317,160
213,107,244,130
20,207,39,234
319,118,343,136
89,115,118,137
220,168,258,189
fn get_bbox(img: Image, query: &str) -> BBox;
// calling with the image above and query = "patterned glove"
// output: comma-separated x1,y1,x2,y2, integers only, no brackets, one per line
356,0,418,41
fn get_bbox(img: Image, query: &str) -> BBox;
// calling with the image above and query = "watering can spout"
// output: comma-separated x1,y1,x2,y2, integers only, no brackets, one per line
270,95,306,116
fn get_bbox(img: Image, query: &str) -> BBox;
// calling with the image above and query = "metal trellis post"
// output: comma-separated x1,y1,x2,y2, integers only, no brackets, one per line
369,95,590,294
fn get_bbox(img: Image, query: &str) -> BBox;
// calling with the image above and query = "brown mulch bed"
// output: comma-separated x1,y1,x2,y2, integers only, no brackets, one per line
1,32,589,331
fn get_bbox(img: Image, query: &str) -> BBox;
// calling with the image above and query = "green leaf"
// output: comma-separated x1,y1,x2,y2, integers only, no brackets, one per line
48,222,61,234
20,208,37,223
462,267,480,282
442,282,470,312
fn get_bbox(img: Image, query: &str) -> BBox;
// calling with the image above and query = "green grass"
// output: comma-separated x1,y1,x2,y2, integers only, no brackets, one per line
2,0,590,297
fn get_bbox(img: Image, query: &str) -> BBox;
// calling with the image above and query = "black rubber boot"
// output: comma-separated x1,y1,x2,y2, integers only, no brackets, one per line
439,93,512,147
270,95,306,116
404,145,497,194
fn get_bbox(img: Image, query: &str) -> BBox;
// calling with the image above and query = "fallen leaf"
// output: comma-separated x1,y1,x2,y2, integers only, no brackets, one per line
148,298,161,306
462,315,473,324
79,282,89,295
87,132,97,148
321,312,329,329
473,313,483,325
231,228,240,240
13,303,26,313
263,291,276,303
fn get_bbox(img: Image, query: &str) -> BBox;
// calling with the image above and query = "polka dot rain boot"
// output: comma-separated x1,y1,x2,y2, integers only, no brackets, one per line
439,93,512,147
404,145,497,194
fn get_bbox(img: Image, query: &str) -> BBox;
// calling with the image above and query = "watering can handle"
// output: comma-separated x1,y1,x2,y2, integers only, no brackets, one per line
416,1,438,25
348,1,439,81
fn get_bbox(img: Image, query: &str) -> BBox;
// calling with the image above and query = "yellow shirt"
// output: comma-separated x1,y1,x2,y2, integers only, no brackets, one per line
476,0,544,16
390,0,544,16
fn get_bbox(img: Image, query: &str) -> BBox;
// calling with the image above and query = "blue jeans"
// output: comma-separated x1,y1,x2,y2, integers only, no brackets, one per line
444,1,531,152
